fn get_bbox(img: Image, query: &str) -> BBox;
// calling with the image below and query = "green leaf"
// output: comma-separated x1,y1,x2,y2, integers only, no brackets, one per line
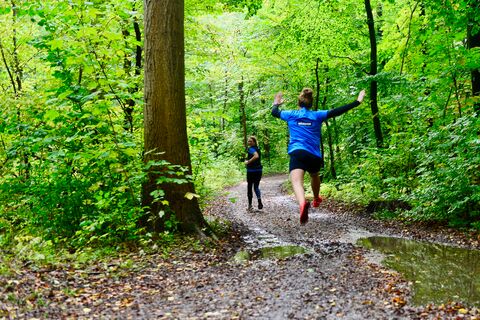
44,109,60,122
184,192,200,200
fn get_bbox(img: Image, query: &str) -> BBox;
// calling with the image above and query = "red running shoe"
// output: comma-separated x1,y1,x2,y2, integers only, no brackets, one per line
300,201,310,224
312,197,323,208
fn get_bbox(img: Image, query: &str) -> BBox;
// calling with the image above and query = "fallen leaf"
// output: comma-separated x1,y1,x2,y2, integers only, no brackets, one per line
458,308,468,314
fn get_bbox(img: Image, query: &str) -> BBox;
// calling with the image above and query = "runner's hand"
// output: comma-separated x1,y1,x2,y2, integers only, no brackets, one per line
357,90,366,103
274,92,284,105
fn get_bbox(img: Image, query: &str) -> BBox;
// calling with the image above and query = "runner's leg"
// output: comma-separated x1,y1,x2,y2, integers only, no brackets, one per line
247,173,253,209
290,168,306,205
253,172,263,209
310,172,320,199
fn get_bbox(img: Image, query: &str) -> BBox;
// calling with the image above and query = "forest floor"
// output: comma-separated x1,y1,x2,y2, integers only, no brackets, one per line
2,174,480,319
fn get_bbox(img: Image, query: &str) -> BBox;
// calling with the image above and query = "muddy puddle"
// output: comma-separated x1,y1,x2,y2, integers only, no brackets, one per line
358,236,480,307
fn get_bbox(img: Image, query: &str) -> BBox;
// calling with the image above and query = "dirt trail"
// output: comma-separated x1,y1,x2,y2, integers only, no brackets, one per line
221,174,378,248
196,174,478,319
6,175,479,319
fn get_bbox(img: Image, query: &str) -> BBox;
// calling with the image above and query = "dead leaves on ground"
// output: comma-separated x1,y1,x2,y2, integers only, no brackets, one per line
0,247,227,318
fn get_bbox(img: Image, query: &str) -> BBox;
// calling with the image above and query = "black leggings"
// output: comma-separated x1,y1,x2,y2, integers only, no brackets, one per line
247,171,262,200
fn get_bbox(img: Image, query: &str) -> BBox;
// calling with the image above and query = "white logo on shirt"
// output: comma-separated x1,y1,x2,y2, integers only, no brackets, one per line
297,121,312,126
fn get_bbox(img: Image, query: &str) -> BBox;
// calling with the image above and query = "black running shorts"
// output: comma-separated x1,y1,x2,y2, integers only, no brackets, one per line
289,149,324,173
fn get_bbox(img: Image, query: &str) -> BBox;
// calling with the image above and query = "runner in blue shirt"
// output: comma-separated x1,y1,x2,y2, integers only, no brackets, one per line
245,136,263,211
272,88,366,224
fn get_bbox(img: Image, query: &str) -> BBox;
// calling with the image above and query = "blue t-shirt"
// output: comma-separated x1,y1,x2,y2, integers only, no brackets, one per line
280,108,328,158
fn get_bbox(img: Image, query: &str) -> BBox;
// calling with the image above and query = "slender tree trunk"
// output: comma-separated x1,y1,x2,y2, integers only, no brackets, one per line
420,2,427,77
467,1,480,115
322,72,336,179
9,1,30,179
365,0,384,147
315,60,336,178
263,129,270,163
122,13,142,132
452,69,463,117
314,58,321,112
399,2,419,76
376,2,383,40
133,18,142,73
315,60,325,170
141,0,207,233
419,1,432,97
122,28,135,131
239,77,247,149
0,38,16,95
11,1,22,94
221,70,228,130
315,59,323,161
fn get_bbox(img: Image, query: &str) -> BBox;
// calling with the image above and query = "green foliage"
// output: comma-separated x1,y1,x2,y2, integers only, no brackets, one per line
373,209,402,221
221,0,263,17
404,116,480,226
0,0,188,253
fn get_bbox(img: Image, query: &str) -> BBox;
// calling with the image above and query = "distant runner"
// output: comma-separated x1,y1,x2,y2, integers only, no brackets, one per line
245,136,263,211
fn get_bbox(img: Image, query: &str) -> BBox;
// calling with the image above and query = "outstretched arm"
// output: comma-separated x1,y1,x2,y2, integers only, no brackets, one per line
327,90,366,119
271,92,284,118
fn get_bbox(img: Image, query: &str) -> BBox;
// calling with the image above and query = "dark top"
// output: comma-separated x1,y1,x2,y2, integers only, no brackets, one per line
247,146,262,172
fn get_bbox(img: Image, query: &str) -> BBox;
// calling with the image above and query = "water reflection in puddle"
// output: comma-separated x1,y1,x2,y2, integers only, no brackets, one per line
357,236,480,307
233,245,309,263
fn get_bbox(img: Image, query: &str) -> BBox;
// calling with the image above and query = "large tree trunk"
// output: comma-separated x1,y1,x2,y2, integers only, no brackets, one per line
365,0,384,147
141,0,208,233
467,1,480,116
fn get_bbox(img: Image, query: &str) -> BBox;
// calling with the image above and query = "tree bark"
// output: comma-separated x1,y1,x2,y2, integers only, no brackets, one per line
365,0,384,147
467,1,480,116
141,0,208,233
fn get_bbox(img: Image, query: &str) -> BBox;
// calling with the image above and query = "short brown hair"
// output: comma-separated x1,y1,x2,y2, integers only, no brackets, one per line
298,88,313,109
